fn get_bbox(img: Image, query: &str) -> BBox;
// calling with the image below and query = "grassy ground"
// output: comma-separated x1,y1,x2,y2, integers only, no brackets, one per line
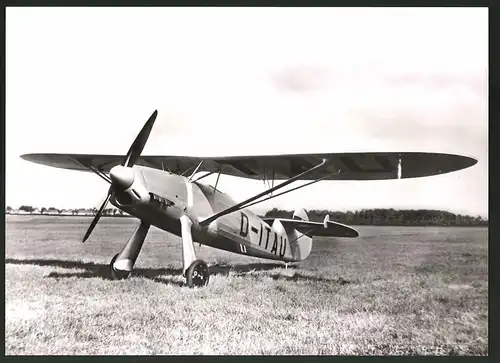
5,215,488,355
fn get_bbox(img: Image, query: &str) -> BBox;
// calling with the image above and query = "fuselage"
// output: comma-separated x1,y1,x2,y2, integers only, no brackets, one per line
109,165,311,262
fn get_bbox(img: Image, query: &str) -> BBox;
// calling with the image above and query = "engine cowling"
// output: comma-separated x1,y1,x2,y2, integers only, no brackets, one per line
110,166,149,206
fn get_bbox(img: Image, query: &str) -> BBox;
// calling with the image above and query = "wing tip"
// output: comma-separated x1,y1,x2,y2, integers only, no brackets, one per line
20,153,39,162
350,228,360,238
440,153,478,174
463,155,478,168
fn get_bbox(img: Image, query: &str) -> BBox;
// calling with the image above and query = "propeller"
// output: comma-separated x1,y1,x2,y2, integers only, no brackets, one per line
82,110,158,243
123,110,158,167
83,192,112,243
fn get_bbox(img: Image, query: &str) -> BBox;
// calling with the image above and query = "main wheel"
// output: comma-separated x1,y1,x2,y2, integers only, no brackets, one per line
109,254,131,280
185,260,210,288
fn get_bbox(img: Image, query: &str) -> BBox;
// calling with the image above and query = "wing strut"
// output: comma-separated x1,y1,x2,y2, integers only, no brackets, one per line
68,157,112,184
191,170,215,183
213,170,221,198
242,168,341,210
263,167,276,196
199,158,330,226
289,227,317,244
188,160,204,182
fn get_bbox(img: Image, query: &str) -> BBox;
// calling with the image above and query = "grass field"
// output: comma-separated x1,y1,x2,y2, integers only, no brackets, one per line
5,215,488,355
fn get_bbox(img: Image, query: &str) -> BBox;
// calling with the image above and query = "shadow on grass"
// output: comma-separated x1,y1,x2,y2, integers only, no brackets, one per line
6,257,182,285
6,258,352,286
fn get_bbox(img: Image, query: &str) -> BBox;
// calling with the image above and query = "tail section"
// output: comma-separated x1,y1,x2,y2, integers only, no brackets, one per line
289,208,313,261
292,208,309,221
289,230,313,262
265,208,359,262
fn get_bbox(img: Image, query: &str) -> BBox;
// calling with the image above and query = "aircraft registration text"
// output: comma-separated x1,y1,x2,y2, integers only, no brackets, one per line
239,212,286,257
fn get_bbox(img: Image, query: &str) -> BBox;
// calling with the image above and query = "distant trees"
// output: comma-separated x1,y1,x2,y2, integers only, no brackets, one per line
5,203,486,225
19,205,35,213
7,206,122,216
262,208,488,227
264,208,292,219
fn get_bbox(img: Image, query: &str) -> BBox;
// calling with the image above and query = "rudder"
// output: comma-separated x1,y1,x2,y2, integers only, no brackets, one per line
289,208,312,261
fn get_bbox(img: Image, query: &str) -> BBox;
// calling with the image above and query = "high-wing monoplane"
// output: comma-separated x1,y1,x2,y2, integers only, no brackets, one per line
21,110,478,287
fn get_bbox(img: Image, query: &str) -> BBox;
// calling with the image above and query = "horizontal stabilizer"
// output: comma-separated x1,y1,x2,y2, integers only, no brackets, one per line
263,217,359,238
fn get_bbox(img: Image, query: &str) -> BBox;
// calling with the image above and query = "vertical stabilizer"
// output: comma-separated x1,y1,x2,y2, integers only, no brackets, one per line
292,208,309,221
287,208,313,261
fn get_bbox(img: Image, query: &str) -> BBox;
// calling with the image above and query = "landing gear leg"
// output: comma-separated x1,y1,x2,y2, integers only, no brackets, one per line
110,221,150,280
180,215,210,287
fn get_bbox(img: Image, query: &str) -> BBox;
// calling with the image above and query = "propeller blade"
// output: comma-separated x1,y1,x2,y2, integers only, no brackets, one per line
83,111,157,243
123,110,158,167
83,192,112,243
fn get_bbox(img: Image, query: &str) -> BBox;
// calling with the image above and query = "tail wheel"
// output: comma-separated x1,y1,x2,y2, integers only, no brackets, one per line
185,260,210,288
110,254,131,280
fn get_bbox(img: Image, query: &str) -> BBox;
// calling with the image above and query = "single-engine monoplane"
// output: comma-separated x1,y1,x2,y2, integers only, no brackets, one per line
21,110,477,287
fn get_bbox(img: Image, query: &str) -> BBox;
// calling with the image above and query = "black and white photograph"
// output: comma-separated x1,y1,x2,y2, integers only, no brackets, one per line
5,7,488,355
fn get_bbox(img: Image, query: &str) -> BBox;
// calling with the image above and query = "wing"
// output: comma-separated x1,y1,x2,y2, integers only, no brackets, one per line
20,152,477,180
20,153,218,175
263,218,359,238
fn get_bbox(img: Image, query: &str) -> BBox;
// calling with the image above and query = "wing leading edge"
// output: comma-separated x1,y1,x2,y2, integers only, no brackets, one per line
20,152,477,181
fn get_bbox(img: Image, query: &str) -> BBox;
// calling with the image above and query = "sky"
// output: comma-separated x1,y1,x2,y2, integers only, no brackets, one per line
6,7,488,217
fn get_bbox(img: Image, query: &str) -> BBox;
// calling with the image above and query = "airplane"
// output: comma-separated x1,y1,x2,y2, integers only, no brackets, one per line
21,110,478,287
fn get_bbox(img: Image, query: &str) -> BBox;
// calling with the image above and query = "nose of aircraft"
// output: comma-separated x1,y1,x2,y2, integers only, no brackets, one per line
110,165,135,190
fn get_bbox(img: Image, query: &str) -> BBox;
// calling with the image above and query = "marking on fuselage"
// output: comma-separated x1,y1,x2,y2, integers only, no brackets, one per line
240,212,249,237
251,226,258,234
264,226,271,249
240,244,247,253
279,236,286,257
259,225,263,246
270,232,278,254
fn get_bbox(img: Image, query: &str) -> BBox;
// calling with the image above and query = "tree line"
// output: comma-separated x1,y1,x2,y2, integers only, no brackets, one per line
6,206,127,216
6,205,488,226
262,208,488,226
